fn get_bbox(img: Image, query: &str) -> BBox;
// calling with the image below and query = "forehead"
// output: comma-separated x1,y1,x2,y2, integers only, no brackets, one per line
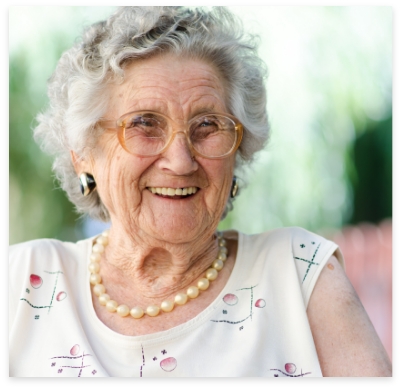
107,54,228,118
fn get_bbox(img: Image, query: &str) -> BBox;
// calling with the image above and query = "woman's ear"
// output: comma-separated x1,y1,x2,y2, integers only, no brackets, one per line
71,151,97,196
70,150,93,175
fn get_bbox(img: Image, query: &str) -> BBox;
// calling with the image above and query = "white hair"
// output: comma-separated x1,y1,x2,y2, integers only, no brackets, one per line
34,6,270,221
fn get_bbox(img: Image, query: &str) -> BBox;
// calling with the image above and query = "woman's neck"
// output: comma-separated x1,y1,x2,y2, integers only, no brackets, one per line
98,224,220,303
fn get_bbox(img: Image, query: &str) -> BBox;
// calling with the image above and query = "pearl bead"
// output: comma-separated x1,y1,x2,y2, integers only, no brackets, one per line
92,243,105,254
219,238,226,247
102,230,109,237
212,259,224,271
175,293,188,305
93,283,105,296
146,305,160,317
130,307,144,319
206,268,218,281
106,300,118,312
88,262,100,273
197,278,210,290
90,273,101,285
117,304,130,317
187,286,199,299
96,235,108,246
187,286,200,299
218,252,227,261
90,252,101,262
99,293,110,306
220,246,228,254
161,300,175,312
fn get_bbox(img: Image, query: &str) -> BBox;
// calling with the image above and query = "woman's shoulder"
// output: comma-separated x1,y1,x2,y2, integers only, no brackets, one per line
236,227,343,304
246,226,342,267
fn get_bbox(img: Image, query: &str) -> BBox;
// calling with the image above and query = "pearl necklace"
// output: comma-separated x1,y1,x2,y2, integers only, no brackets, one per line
89,230,228,318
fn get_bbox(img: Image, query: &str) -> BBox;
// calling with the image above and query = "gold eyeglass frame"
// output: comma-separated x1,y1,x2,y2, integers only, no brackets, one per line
98,111,243,159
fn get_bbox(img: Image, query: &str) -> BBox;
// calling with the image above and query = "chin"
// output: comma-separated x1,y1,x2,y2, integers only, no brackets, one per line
147,215,212,244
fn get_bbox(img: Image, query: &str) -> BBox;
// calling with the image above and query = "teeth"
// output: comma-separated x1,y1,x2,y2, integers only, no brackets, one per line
148,187,198,197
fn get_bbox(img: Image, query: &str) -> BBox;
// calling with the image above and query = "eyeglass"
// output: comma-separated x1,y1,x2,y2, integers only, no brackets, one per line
99,111,243,159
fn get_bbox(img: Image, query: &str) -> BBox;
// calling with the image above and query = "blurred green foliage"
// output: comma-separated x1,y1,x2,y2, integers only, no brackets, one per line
350,116,392,224
9,49,80,244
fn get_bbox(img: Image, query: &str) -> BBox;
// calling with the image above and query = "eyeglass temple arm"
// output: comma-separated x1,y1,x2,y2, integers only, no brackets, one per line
98,119,119,129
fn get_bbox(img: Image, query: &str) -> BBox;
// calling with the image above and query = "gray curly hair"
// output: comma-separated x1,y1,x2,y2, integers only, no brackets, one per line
34,6,270,222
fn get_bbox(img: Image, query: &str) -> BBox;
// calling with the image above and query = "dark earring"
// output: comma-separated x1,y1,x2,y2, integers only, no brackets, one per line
230,176,238,198
79,173,96,196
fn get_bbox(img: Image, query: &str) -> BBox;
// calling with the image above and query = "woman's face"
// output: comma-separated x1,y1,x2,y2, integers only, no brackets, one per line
80,54,236,243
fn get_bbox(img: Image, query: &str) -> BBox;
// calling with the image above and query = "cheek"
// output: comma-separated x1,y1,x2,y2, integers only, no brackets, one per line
91,148,154,205
203,158,234,195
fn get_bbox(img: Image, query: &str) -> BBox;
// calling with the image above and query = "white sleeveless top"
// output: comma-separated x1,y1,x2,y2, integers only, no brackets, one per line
9,227,342,377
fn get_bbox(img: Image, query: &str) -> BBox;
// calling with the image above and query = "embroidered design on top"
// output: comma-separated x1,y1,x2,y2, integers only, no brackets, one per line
20,270,67,316
160,356,177,372
143,347,177,376
50,344,95,377
293,242,321,283
271,362,311,377
140,345,145,377
211,284,266,331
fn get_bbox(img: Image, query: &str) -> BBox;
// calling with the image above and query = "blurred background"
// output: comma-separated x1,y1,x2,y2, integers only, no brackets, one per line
9,7,392,361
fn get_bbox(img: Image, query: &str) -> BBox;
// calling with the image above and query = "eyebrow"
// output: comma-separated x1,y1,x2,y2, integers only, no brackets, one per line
189,105,226,117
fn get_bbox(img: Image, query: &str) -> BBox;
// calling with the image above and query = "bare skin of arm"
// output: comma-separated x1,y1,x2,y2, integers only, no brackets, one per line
307,255,392,377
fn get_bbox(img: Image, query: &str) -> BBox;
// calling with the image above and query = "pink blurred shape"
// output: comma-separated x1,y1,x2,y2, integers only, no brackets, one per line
285,363,296,374
223,293,238,305
70,344,80,356
255,298,266,308
56,291,67,301
160,357,177,372
30,274,42,289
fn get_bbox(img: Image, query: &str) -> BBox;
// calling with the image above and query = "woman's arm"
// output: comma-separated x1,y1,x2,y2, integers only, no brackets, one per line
307,255,392,377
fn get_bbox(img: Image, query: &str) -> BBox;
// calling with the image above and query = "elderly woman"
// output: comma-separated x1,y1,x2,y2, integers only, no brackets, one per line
9,6,391,377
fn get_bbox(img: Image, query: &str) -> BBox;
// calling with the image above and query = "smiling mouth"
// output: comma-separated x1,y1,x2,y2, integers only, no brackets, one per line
147,186,199,198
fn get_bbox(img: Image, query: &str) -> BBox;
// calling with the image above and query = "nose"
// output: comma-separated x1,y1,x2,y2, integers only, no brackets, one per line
155,132,198,175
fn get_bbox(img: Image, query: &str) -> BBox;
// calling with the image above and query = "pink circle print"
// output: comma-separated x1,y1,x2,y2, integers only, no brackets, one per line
160,357,177,372
255,298,266,308
223,293,238,305
285,363,296,374
70,344,80,356
56,291,67,301
30,274,43,289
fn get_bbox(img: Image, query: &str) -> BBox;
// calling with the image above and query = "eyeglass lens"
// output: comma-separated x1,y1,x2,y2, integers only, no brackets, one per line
122,113,238,157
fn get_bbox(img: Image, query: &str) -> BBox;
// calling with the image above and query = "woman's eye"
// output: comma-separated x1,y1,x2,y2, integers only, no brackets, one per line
200,120,213,127
131,116,157,128
199,118,220,130
192,120,220,139
125,115,165,138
